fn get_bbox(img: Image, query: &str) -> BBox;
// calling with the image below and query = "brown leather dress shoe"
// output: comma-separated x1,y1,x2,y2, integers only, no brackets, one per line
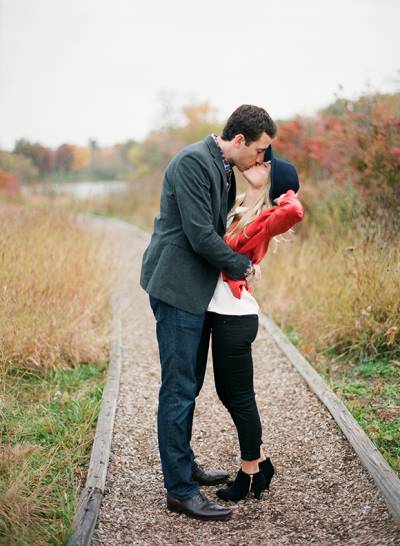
167,492,232,521
192,464,229,486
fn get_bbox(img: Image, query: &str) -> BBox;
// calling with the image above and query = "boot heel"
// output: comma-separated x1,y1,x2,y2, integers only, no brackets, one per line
251,471,267,499
259,458,275,490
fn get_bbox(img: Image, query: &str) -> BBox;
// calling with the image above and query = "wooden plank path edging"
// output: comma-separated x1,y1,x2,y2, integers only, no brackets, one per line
259,313,400,524
67,293,123,546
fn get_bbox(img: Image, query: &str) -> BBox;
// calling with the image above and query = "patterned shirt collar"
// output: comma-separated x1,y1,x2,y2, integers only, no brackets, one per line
212,134,233,174
211,134,233,190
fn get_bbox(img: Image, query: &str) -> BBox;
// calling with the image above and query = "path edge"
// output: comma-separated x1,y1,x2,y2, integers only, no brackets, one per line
259,313,400,524
66,292,123,546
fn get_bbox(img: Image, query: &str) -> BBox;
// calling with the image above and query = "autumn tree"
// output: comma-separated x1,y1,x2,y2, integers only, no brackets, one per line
14,139,53,175
54,144,75,172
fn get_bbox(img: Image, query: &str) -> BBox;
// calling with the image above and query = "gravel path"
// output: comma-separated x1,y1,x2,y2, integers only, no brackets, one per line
89,217,400,546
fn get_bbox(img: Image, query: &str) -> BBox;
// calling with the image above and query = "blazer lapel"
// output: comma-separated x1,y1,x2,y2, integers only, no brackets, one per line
204,136,234,228
205,135,226,190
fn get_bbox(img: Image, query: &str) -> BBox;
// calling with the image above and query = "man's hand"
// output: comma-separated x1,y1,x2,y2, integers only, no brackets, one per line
245,262,261,282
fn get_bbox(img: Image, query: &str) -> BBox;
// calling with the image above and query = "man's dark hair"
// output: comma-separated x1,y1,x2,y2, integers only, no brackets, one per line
222,104,277,144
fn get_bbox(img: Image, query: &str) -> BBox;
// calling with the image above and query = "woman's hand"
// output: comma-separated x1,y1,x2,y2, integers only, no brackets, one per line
242,162,271,189
274,193,286,206
274,191,298,206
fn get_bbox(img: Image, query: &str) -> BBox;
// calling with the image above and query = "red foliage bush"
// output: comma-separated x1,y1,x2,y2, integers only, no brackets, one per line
273,93,400,203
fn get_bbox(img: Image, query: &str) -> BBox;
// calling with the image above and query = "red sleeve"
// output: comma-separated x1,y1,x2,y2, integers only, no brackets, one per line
228,190,304,257
257,190,304,239
222,190,304,297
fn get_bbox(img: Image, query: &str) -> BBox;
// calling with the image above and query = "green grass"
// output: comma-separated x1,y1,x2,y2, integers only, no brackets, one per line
285,328,303,347
284,325,400,475
322,355,400,476
0,362,106,545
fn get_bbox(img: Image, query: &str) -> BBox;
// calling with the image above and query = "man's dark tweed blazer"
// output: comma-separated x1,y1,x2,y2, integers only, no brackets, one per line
140,135,250,314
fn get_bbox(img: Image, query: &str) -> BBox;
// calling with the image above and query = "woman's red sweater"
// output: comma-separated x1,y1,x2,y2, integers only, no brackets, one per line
222,190,304,299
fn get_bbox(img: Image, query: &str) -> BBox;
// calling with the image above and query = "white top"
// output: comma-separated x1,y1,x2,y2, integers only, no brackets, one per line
207,203,259,316
207,274,259,315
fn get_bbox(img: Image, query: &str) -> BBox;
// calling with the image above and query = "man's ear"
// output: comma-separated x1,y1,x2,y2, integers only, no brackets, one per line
233,134,245,147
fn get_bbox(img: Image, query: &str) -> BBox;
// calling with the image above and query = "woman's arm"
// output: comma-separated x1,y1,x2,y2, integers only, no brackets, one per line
222,190,303,298
232,191,303,247
263,190,304,238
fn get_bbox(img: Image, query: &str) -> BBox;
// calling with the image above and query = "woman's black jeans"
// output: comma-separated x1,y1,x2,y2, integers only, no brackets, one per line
207,312,262,461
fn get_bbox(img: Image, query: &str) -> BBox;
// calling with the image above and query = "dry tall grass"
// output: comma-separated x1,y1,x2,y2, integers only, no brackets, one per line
0,442,48,543
255,225,400,362
0,206,112,370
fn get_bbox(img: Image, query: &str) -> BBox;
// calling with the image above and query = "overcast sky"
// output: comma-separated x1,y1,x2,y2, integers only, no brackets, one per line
0,0,399,150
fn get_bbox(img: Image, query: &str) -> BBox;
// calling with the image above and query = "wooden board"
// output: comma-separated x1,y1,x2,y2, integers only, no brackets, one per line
259,313,400,524
67,311,122,545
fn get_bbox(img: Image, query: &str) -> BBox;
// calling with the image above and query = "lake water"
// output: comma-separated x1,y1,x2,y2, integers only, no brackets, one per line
22,180,129,200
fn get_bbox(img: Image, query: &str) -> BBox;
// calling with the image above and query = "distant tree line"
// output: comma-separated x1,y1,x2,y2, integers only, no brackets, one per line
0,137,138,190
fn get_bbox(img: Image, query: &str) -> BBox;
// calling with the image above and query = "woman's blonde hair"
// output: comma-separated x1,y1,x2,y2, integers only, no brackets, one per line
226,172,271,240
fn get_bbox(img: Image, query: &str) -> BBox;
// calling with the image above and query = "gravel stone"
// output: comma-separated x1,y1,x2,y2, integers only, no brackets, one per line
88,217,400,546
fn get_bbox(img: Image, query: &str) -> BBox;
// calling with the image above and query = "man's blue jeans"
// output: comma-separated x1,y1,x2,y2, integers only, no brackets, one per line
149,295,209,500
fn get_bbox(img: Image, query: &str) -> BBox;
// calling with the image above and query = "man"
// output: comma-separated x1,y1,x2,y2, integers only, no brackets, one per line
140,104,277,521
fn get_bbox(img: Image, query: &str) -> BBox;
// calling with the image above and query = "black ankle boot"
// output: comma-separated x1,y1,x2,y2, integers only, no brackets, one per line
227,458,275,489
216,469,267,502
259,458,275,490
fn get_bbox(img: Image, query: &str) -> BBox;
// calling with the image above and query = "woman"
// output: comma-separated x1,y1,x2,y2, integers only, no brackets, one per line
207,147,304,502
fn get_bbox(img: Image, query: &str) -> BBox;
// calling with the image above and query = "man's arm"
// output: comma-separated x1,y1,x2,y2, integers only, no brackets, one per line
173,154,250,280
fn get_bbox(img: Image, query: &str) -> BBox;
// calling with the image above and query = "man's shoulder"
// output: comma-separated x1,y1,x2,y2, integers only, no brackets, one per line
170,137,213,168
